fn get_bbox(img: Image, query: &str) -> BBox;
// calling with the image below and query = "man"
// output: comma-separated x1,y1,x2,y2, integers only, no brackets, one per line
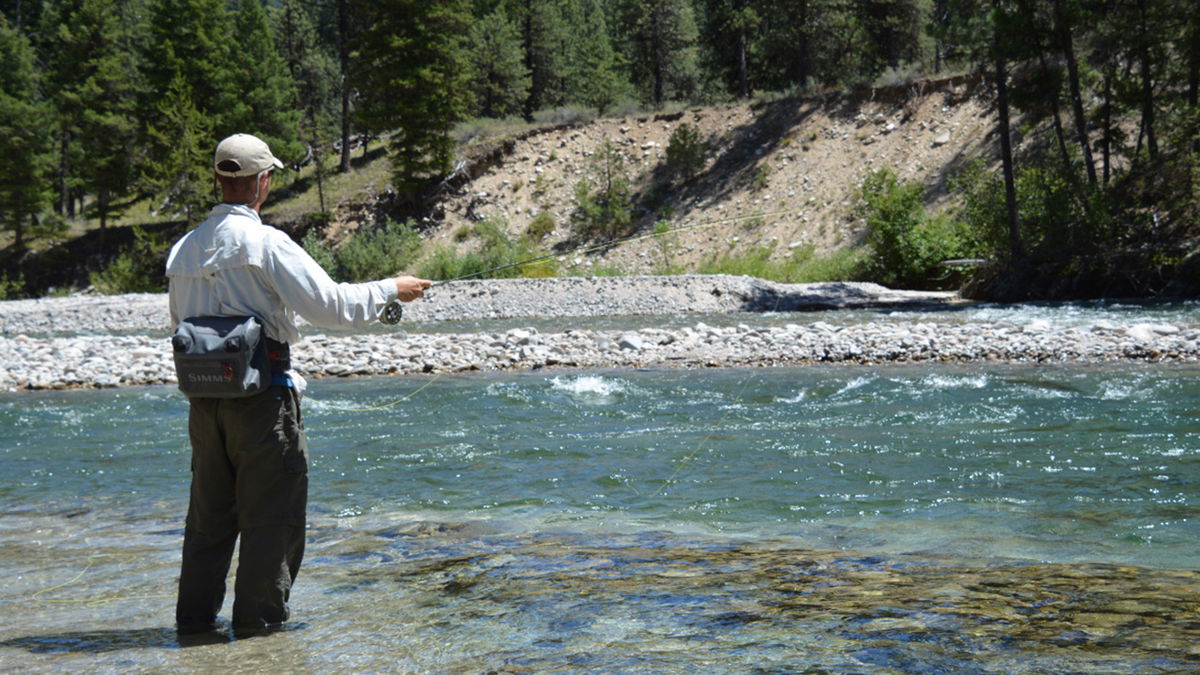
166,133,430,636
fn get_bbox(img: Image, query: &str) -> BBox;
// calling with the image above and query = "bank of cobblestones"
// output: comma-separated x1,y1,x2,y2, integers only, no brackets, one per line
1,276,1196,391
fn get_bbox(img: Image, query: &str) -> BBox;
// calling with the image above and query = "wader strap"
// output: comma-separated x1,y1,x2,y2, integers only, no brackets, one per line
266,338,291,373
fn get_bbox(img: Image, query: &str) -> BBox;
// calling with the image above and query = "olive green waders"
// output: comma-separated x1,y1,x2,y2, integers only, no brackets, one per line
176,385,308,634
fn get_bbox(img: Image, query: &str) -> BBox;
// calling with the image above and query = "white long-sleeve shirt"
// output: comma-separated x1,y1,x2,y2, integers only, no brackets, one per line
165,203,397,347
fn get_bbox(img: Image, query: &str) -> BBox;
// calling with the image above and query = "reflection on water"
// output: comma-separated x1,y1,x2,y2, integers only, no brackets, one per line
2,362,1199,672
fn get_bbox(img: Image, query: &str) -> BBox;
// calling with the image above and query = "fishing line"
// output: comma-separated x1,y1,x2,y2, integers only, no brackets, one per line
317,371,445,413
650,288,785,498
651,367,767,499
32,553,173,607
435,207,799,285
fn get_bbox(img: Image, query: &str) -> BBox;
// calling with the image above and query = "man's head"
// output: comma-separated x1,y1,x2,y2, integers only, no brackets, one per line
213,134,283,211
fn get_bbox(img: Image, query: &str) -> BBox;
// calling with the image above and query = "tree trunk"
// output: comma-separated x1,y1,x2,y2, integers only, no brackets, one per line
1138,0,1158,161
1188,17,1199,175
995,52,1022,261
736,28,749,98
58,131,70,217
1190,18,1199,112
1039,53,1072,174
652,2,666,106
1053,0,1096,184
337,0,352,173
11,215,24,250
1102,64,1113,185
98,191,109,230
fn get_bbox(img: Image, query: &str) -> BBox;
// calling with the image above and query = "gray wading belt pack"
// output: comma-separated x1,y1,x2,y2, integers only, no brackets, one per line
171,315,289,398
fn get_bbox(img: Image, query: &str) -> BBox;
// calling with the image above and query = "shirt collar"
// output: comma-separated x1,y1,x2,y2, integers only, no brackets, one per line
208,202,262,222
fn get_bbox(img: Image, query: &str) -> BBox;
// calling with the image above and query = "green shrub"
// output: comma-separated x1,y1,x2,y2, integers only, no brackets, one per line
301,228,338,275
858,168,980,289
417,218,556,281
532,105,597,126
90,225,169,294
572,140,633,238
787,245,871,282
665,122,707,182
750,164,771,191
0,270,25,299
528,210,556,240
951,158,1118,266
334,219,422,282
652,220,684,274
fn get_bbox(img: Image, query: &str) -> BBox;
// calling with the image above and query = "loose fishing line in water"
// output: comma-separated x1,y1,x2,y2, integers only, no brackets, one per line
32,553,174,607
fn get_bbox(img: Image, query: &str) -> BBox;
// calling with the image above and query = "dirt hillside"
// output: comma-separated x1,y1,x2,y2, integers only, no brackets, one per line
348,76,998,274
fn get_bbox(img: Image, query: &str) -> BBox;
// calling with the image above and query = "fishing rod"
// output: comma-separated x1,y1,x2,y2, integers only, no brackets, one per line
379,207,798,324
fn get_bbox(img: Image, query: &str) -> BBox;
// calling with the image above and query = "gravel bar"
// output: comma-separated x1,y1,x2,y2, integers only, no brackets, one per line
1,275,1195,392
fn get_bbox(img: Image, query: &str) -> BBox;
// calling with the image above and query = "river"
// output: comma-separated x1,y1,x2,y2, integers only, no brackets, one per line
1,306,1198,673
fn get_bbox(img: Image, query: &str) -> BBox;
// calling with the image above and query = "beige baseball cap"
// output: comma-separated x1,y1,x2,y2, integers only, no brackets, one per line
213,133,284,177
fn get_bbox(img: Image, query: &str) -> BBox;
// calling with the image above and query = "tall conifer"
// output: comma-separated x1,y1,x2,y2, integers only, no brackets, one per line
0,14,51,248
226,0,303,163
467,4,530,118
617,0,700,106
40,0,141,229
141,0,235,128
508,0,572,117
143,72,214,224
351,0,474,195
277,0,341,212
564,0,631,112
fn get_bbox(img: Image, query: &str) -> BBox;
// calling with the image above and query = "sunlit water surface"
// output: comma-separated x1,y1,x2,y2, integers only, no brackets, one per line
2,354,1198,672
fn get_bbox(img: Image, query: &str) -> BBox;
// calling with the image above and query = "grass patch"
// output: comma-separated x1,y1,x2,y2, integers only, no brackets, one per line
699,243,867,283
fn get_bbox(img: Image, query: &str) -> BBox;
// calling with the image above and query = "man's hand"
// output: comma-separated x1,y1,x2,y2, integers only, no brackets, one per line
393,275,432,302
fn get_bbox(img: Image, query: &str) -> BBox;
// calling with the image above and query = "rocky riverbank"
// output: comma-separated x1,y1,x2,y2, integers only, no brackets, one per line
1,275,1197,391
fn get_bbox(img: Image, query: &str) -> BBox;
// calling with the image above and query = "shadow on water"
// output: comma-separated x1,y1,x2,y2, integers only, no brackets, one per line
0,622,308,654
0,627,182,654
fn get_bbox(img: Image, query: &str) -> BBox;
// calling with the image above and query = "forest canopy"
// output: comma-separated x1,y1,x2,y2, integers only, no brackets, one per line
1,0,1198,299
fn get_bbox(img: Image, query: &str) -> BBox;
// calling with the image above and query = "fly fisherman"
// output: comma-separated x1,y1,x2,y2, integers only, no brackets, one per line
166,133,431,637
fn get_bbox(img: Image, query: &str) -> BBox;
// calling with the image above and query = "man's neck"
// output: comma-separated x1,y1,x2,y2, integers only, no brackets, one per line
220,201,261,215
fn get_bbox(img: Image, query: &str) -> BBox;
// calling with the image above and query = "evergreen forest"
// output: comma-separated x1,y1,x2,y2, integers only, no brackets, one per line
1,0,1198,300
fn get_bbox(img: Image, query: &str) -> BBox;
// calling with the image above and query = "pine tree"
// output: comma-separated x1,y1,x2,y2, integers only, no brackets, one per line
467,3,530,118
507,0,572,117
0,14,52,249
225,0,303,163
351,0,474,195
563,0,631,112
277,0,340,211
703,0,763,98
40,0,141,229
0,0,43,33
143,72,214,225
140,0,236,128
277,0,340,142
752,0,822,91
617,0,701,106
855,0,931,76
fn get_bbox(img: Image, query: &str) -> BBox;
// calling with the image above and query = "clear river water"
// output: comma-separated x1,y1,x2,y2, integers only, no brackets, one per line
1,303,1198,673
